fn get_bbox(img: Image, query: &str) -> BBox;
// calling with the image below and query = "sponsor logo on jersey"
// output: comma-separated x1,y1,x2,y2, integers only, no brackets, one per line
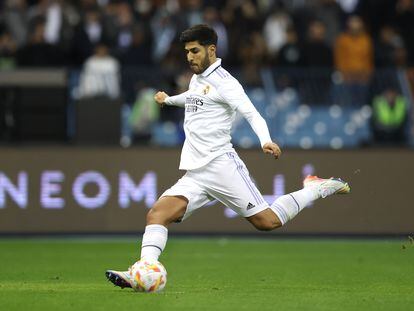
186,105,198,112
185,96,204,112
186,96,204,106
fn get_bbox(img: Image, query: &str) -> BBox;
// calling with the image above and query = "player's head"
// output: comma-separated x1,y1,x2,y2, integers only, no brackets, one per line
180,24,218,74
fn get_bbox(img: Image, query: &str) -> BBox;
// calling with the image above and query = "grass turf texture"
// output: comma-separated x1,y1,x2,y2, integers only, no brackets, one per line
0,238,413,311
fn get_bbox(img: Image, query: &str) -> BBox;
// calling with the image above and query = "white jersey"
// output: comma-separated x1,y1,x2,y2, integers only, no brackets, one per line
165,58,272,170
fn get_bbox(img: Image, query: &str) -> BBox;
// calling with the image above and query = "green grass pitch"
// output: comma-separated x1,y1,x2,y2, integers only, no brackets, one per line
0,238,413,311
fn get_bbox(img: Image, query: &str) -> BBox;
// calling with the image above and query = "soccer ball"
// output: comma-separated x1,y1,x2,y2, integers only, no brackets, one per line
129,260,167,293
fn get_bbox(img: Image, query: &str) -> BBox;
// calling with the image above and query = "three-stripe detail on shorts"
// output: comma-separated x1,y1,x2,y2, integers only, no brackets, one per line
226,152,264,205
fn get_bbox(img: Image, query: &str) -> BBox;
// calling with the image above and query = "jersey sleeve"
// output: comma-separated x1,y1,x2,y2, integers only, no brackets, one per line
164,75,196,108
218,79,272,147
164,91,188,108
216,78,245,110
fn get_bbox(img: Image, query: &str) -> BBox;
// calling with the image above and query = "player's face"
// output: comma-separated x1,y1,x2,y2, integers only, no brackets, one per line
184,41,211,74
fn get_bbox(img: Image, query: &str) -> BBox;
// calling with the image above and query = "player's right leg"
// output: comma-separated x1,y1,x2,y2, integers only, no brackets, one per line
140,195,188,261
106,196,187,289
106,172,212,289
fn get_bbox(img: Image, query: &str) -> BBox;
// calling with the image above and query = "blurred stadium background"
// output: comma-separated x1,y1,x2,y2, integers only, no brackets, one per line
1,1,414,310
0,0,413,235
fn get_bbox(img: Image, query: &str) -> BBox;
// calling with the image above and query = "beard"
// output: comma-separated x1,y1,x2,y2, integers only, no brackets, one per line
189,53,210,74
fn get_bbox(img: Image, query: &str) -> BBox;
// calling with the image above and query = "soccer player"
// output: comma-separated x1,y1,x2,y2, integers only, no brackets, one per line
106,24,350,288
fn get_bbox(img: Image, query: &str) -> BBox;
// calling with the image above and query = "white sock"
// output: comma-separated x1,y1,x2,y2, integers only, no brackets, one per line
140,224,168,261
270,188,318,225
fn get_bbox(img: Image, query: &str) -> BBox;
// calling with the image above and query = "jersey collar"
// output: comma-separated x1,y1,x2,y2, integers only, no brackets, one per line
200,58,222,77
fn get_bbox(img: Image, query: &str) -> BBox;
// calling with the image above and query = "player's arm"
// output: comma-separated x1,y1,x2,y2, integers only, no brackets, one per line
154,91,188,108
218,80,281,159
238,102,281,159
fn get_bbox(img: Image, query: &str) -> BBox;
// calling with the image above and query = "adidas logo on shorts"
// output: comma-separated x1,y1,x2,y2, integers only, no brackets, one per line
247,202,256,210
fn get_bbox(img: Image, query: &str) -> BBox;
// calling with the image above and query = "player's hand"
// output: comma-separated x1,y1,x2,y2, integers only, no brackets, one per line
154,91,169,107
262,142,282,159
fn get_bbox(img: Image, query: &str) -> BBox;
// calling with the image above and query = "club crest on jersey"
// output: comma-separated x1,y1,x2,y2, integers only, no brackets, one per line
202,85,210,95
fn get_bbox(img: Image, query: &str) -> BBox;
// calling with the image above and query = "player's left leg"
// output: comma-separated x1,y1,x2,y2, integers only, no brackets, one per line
205,152,277,229
211,153,350,232
247,175,350,230
246,208,282,231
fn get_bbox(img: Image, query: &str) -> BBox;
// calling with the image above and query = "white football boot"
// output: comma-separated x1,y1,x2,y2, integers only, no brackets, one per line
106,269,132,289
303,175,350,199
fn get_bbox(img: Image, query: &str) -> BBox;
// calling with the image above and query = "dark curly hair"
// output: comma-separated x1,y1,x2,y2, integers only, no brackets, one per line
179,24,218,46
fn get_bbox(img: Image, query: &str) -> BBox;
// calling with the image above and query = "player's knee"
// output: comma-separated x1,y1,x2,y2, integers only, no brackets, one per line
146,207,159,224
146,203,171,225
248,209,283,231
253,219,277,231
146,199,186,226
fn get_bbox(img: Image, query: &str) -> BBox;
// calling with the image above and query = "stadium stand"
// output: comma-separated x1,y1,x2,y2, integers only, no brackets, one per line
0,0,413,148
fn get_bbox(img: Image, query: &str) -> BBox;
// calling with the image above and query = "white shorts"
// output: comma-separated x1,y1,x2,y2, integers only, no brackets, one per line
160,152,269,221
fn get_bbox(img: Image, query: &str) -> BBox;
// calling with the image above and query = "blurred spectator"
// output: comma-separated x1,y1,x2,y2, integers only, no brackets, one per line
2,0,28,47
0,29,17,69
181,0,204,27
238,31,268,86
301,20,333,105
77,42,120,99
222,0,261,34
73,0,102,11
374,25,407,68
276,27,303,67
71,6,112,66
131,0,156,25
27,0,77,51
120,25,153,67
113,1,136,56
128,87,159,144
314,0,344,46
334,15,373,82
355,0,395,36
302,20,333,68
150,9,179,63
222,0,261,66
263,8,292,57
158,69,188,132
335,0,359,14
292,0,344,47
100,1,120,42
371,88,408,144
16,17,65,66
334,15,373,105
391,0,414,66
203,6,228,60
